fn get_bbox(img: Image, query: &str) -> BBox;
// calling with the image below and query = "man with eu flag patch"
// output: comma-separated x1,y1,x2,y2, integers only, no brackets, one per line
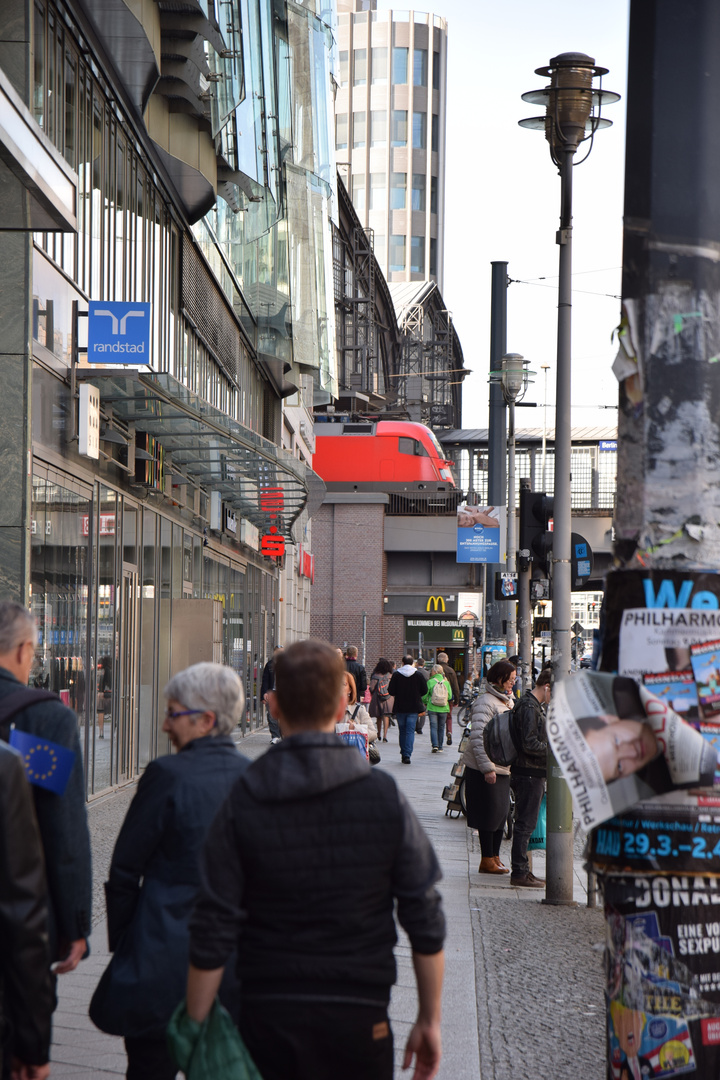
0,601,91,979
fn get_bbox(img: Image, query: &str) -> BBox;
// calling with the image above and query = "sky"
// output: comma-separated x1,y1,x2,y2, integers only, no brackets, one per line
376,0,631,434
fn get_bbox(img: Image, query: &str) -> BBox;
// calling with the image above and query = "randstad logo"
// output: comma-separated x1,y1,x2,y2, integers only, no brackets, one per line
427,596,446,612
643,579,719,610
88,300,151,361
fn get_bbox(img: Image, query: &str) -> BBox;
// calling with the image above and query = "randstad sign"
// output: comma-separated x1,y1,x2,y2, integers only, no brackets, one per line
87,301,151,363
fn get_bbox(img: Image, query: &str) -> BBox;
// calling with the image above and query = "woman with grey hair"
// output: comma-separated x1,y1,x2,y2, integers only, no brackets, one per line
90,663,249,1080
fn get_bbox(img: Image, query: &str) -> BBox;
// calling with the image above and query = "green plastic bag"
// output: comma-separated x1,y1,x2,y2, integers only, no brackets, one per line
528,793,547,851
167,998,263,1080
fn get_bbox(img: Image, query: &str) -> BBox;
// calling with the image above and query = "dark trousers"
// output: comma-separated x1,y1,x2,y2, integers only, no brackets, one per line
510,775,545,876
239,1000,393,1080
267,707,281,740
479,825,504,860
125,1034,177,1080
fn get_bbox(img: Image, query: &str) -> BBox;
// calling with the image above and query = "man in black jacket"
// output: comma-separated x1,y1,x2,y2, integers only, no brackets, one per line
187,639,445,1080
0,742,54,1080
388,656,428,763
0,601,91,971
345,645,367,697
510,668,551,889
260,646,283,742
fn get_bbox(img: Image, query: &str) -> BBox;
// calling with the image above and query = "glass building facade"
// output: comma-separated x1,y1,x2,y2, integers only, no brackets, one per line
0,0,334,797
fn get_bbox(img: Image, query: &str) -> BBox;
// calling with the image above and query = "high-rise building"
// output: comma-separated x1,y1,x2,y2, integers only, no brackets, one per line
335,1,447,290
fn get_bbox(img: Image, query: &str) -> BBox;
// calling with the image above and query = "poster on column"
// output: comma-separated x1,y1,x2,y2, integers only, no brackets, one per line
456,505,506,564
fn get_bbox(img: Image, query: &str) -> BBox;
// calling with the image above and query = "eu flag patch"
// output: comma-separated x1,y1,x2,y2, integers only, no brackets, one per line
9,728,75,795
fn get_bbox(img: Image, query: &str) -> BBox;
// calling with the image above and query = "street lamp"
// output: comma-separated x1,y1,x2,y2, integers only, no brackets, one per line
520,52,619,906
490,353,534,657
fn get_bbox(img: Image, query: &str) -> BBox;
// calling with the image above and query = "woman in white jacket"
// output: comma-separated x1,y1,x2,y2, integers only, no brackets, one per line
459,660,516,874
340,671,378,742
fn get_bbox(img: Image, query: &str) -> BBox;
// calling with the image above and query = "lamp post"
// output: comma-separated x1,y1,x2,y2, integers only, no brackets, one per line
540,363,551,492
520,53,619,905
491,353,534,659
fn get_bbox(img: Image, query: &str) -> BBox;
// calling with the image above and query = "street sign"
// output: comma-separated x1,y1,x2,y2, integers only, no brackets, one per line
87,301,151,363
571,621,585,636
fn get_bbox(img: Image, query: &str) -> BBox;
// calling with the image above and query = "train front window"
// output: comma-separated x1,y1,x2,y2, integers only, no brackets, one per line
399,437,428,456
426,430,445,458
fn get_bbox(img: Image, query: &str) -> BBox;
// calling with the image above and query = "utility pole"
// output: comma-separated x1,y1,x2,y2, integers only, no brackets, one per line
518,477,533,691
486,262,508,643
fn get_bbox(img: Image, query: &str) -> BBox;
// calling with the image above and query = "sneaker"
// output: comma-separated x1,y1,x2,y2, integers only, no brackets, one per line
432,746,439,753
510,872,544,889
271,737,281,745
401,756,411,764
438,747,444,752
446,733,452,745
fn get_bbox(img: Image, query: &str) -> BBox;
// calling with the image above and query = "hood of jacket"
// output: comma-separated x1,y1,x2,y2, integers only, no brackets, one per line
242,731,370,803
485,683,514,707
396,664,417,677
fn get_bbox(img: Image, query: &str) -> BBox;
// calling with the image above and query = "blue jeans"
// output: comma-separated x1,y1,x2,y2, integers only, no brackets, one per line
396,713,417,759
429,712,447,749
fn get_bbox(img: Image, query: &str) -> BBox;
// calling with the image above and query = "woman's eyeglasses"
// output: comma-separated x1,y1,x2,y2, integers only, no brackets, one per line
164,708,205,721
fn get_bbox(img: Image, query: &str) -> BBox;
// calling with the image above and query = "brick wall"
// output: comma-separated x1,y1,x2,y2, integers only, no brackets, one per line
311,500,386,669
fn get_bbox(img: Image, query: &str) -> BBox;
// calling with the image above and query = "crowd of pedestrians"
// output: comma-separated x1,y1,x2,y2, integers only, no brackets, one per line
0,597,553,1079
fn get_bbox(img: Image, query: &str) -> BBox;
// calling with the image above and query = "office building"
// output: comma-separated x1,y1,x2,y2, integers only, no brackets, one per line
335,0,448,290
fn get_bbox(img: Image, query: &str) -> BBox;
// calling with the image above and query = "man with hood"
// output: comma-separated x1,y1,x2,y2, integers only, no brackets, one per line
186,639,445,1080
388,656,428,764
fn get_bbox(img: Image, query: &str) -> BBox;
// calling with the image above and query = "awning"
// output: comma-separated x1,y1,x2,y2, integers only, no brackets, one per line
78,369,325,540
0,69,77,232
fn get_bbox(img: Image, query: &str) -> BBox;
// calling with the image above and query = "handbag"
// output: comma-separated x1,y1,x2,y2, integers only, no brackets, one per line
368,742,381,765
528,793,547,851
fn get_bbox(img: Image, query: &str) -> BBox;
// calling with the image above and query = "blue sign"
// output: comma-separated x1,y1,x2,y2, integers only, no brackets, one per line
576,559,591,577
9,728,76,795
574,541,588,559
87,301,151,363
456,507,505,564
599,440,617,451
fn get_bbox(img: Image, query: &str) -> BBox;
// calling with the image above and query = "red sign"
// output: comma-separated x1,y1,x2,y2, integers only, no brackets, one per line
261,526,285,558
260,488,284,516
82,514,116,536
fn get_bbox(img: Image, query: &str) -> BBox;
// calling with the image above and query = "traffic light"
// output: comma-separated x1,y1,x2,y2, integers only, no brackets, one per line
519,489,554,575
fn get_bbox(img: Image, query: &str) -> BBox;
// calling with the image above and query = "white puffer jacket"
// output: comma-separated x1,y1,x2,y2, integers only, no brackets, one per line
458,684,513,775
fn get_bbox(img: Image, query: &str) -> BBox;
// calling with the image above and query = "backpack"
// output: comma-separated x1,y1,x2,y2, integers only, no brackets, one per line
430,678,449,708
482,703,521,767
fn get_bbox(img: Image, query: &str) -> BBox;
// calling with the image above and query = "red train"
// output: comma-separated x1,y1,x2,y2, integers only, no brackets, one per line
312,419,456,492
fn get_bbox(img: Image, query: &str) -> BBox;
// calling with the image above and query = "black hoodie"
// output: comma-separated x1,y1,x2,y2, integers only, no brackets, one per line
190,732,445,1004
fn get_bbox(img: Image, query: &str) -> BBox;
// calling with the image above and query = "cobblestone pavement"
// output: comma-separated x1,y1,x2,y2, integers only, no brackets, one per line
51,717,608,1078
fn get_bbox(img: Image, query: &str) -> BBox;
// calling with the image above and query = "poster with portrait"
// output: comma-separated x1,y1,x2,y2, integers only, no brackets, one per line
547,671,719,830
456,504,506,564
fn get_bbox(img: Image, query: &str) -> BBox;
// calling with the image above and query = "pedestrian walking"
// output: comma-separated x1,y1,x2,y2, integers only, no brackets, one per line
345,646,368,697
436,652,460,745
368,658,394,742
339,671,379,750
388,656,428,764
459,660,517,875
0,601,91,977
414,659,430,734
510,668,551,889
0,741,54,1080
89,663,249,1080
423,665,452,753
261,646,283,742
186,639,446,1080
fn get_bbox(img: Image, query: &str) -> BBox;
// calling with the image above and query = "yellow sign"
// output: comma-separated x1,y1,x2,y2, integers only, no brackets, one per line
426,596,446,612
453,629,465,640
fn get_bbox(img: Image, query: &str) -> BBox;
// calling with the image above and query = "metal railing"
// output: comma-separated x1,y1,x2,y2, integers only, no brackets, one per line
385,491,463,516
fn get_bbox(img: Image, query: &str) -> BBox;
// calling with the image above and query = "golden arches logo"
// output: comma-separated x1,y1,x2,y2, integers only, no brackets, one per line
426,596,445,612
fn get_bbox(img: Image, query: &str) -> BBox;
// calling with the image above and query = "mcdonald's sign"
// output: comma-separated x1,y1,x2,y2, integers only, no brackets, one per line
426,596,446,613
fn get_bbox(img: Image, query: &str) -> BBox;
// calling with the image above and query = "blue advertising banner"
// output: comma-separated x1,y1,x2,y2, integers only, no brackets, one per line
456,506,506,564
87,301,151,363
